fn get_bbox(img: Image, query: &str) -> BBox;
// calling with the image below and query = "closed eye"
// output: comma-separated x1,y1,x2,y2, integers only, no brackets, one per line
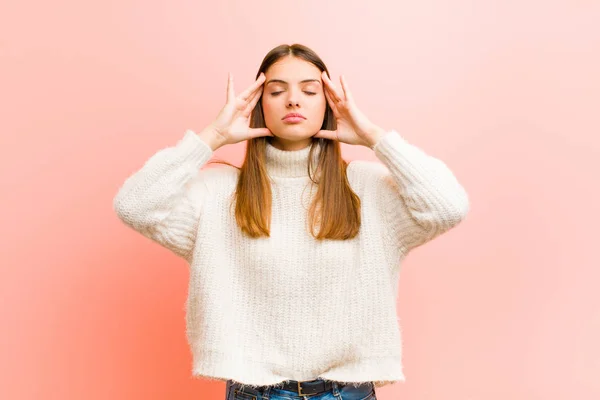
271,91,317,96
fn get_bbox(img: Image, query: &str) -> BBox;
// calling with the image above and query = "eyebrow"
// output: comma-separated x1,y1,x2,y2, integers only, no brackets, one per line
265,79,321,86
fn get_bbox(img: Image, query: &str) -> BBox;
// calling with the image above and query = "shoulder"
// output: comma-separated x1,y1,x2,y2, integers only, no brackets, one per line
187,163,240,197
199,162,240,181
346,159,399,200
346,159,390,183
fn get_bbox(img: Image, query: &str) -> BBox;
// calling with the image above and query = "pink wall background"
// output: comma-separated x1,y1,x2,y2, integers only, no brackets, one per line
2,1,599,399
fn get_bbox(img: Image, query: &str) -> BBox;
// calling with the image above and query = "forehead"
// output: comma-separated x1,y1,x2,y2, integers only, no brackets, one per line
265,57,322,83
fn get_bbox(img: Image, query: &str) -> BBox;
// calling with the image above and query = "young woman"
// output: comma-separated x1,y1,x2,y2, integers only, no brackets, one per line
113,44,470,400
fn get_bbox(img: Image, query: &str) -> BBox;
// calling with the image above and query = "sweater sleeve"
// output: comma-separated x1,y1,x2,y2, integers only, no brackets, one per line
112,130,214,261
371,130,470,255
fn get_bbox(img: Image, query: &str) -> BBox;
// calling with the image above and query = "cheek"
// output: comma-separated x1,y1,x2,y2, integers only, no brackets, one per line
261,98,278,122
312,95,327,117
319,94,327,111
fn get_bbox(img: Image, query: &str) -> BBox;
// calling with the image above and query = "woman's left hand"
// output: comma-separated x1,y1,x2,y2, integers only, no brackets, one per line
313,71,387,148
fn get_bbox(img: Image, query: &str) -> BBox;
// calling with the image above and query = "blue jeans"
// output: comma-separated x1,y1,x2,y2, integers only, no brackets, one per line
225,379,377,400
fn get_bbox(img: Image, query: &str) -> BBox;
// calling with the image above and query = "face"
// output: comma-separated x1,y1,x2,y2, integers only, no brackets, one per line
261,56,327,151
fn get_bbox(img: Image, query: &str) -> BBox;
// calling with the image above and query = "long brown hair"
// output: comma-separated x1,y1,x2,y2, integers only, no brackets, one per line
209,43,361,240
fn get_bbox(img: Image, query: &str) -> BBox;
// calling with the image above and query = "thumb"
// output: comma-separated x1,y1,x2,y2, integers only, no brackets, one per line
248,127,274,138
313,129,337,141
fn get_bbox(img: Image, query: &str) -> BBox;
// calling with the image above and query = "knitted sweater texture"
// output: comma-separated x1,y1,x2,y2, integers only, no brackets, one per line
113,129,470,388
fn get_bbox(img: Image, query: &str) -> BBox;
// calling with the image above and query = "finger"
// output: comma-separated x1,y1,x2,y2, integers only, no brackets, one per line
239,80,264,108
248,127,273,138
322,71,342,103
340,75,353,103
242,85,263,117
239,72,266,101
324,89,340,118
322,70,336,90
227,72,235,103
313,129,338,141
325,80,342,104
236,80,263,113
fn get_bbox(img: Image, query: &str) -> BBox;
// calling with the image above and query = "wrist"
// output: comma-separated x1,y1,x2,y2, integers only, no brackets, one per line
197,126,226,151
364,126,388,149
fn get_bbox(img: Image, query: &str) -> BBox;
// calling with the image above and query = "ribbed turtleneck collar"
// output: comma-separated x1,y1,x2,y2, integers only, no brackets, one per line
265,139,321,178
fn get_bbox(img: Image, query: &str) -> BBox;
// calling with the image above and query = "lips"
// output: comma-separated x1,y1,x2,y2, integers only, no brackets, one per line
282,113,306,120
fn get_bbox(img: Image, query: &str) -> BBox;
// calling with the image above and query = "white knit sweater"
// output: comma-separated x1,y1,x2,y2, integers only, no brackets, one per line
113,129,469,389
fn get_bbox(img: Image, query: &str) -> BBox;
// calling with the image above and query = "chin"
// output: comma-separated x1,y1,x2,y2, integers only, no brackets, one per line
271,127,316,141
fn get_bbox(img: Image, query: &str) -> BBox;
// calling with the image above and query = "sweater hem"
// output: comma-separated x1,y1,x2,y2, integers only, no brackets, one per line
189,350,406,389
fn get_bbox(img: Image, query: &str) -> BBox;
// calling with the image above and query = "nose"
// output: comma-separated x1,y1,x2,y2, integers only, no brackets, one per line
286,89,300,107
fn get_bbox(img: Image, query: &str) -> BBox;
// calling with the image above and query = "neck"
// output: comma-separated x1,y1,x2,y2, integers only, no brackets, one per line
270,137,313,151
265,138,320,178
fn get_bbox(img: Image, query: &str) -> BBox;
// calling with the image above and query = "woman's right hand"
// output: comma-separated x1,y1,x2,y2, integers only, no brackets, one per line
199,72,273,150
